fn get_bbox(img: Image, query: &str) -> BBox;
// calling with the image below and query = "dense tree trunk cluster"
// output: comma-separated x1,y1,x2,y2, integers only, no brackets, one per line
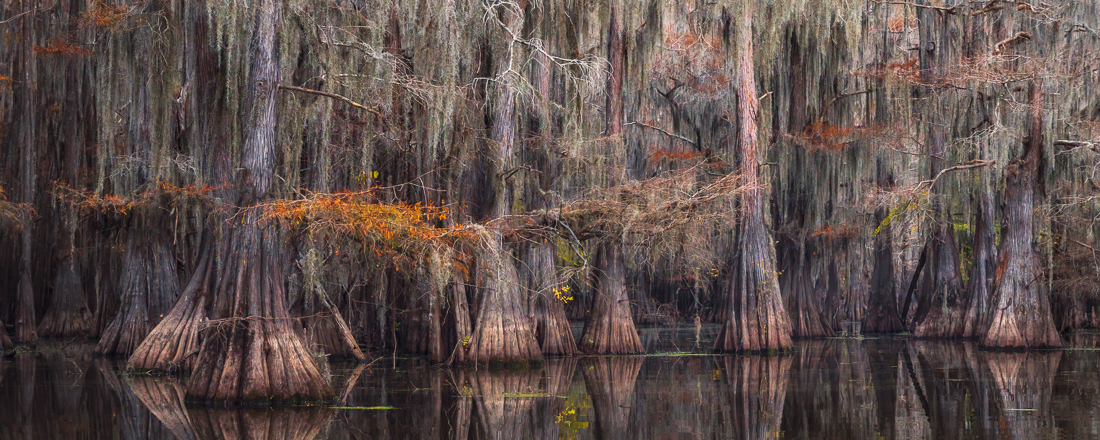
1,0,1098,403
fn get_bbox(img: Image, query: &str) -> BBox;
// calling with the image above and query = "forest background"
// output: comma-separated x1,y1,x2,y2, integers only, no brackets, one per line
0,0,1098,403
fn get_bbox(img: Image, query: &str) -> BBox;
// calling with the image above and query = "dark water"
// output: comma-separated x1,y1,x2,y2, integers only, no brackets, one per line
4,332,1100,439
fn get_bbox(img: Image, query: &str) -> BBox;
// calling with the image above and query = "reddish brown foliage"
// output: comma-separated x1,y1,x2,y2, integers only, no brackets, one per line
648,147,705,162
80,1,132,30
811,224,857,243
34,40,91,57
852,57,920,83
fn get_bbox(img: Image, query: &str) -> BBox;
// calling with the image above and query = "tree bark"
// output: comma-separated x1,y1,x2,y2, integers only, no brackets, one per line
130,0,334,403
13,0,38,347
865,186,904,332
459,3,543,366
96,222,181,356
980,77,1061,349
580,243,642,354
961,172,997,338
466,240,544,366
521,241,577,355
911,6,965,338
714,3,793,353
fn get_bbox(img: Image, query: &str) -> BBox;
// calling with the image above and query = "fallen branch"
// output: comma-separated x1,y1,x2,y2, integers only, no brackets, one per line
278,84,385,120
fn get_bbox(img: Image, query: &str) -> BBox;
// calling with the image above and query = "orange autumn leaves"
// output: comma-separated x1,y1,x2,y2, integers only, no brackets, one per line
263,192,473,269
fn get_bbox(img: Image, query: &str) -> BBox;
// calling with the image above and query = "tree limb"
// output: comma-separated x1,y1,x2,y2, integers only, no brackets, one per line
278,84,385,120
625,121,698,148
1055,140,1099,153
917,159,996,191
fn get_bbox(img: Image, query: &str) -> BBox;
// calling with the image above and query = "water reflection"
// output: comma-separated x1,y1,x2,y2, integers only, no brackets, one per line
3,337,1100,438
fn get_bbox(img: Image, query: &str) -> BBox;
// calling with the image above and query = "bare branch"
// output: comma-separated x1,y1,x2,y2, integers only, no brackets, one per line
1055,139,1099,153
278,84,385,120
625,121,697,148
917,160,997,191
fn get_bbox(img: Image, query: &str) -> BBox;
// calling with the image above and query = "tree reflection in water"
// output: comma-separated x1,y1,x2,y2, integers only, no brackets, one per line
0,338,1095,438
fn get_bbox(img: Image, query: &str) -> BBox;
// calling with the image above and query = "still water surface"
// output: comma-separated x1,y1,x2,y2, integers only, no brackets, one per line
3,332,1100,439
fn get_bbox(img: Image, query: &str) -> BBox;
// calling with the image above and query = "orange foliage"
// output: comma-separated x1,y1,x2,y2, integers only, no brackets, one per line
263,192,474,269
852,57,920,83
81,1,132,30
54,180,222,215
801,121,855,152
34,40,91,57
811,224,857,243
649,147,705,162
0,75,11,91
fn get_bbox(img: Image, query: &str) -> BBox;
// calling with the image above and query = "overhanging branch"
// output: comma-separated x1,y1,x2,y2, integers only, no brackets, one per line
278,84,385,120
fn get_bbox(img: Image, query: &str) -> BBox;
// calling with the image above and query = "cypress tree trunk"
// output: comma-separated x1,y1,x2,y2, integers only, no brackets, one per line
580,1,642,356
37,4,94,338
130,0,334,403
462,3,542,366
467,241,544,366
13,0,38,347
714,3,792,353
864,167,904,333
980,78,1061,349
580,243,642,354
520,241,577,355
911,6,965,338
961,173,997,338
37,232,93,337
0,318,11,350
96,222,181,356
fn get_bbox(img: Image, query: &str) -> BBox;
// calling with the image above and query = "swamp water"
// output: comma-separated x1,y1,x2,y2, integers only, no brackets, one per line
4,331,1100,439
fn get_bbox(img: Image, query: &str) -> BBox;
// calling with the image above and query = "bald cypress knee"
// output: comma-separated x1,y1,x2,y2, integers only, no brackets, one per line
714,4,793,353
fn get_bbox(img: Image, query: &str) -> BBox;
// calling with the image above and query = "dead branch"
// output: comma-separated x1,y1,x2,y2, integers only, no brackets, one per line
972,0,1003,15
278,84,386,120
1055,139,1099,153
871,0,957,13
993,32,1032,55
823,89,874,112
917,159,996,191
1068,238,1098,253
0,11,30,25
625,121,698,148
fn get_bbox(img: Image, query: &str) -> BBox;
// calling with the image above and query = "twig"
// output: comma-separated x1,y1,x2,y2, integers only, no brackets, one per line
278,84,385,120
625,121,697,148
